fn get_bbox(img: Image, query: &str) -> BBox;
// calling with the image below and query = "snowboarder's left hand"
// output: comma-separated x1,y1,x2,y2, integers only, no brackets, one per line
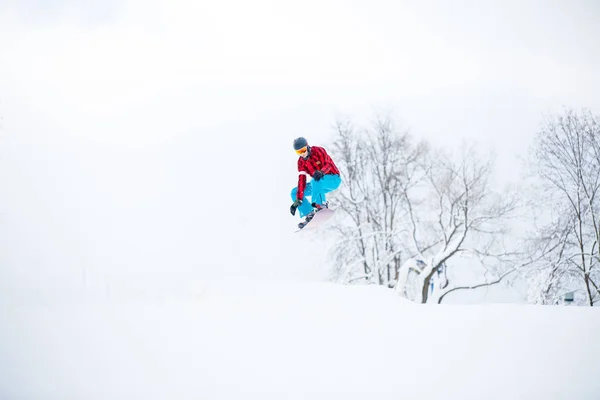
290,199,302,215
313,170,324,181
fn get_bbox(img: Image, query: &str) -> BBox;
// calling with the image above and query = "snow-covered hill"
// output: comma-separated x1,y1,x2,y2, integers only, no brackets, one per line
1,279,598,399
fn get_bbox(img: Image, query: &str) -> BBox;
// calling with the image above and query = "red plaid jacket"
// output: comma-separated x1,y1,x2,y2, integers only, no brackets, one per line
296,146,340,200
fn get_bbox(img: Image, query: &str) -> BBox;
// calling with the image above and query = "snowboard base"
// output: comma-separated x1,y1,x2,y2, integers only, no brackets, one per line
294,208,336,233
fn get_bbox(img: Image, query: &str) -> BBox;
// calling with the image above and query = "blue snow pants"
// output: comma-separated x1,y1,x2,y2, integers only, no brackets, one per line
291,174,342,218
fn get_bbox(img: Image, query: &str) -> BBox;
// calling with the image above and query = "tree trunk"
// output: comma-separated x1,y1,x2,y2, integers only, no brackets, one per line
421,271,435,304
585,273,594,306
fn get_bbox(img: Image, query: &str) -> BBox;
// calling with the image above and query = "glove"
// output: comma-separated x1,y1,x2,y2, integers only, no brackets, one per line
290,199,302,216
313,170,324,181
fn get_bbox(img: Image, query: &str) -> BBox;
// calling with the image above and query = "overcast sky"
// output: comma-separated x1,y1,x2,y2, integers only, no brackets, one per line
1,0,599,297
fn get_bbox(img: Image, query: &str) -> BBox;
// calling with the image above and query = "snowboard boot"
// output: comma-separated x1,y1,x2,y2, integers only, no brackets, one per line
298,202,330,229
311,201,329,211
298,209,317,229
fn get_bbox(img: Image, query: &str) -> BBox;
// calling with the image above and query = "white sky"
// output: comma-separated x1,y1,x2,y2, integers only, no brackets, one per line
1,0,599,295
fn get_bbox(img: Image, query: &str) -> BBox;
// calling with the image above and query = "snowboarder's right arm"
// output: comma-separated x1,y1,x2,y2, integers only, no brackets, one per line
296,171,308,200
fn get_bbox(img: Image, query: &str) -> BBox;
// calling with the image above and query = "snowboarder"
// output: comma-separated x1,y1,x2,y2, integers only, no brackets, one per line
290,137,342,229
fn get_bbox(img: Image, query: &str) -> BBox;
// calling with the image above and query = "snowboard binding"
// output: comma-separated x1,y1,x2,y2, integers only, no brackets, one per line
297,202,329,230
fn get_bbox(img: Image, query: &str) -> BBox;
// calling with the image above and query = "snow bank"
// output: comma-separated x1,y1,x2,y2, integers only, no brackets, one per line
1,280,598,399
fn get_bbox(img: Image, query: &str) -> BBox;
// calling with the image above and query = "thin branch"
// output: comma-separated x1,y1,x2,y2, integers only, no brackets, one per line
438,268,517,303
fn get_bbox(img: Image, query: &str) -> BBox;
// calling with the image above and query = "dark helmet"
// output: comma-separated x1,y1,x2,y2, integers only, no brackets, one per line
293,137,308,150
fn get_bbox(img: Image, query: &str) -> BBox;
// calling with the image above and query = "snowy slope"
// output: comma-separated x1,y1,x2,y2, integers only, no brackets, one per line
1,280,599,400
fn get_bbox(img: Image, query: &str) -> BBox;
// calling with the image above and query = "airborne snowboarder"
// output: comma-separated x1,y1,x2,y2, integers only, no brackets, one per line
290,137,342,229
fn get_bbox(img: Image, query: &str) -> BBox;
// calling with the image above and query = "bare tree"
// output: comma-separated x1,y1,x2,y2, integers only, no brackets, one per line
326,114,523,303
326,115,426,287
395,145,522,303
527,108,600,306
524,211,579,305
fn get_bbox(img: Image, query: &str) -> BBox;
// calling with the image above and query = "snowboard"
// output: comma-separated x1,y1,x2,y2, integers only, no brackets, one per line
294,208,336,233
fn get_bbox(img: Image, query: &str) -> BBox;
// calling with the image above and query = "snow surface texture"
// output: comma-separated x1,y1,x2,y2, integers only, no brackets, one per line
1,280,599,399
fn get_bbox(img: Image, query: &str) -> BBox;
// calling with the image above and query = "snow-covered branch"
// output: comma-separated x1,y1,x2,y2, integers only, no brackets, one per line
437,267,517,303
528,108,600,306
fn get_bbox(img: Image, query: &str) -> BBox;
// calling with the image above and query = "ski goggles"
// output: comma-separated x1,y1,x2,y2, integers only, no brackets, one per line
295,146,308,156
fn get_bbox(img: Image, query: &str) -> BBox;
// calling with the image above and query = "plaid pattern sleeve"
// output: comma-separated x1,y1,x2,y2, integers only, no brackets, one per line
296,165,308,201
